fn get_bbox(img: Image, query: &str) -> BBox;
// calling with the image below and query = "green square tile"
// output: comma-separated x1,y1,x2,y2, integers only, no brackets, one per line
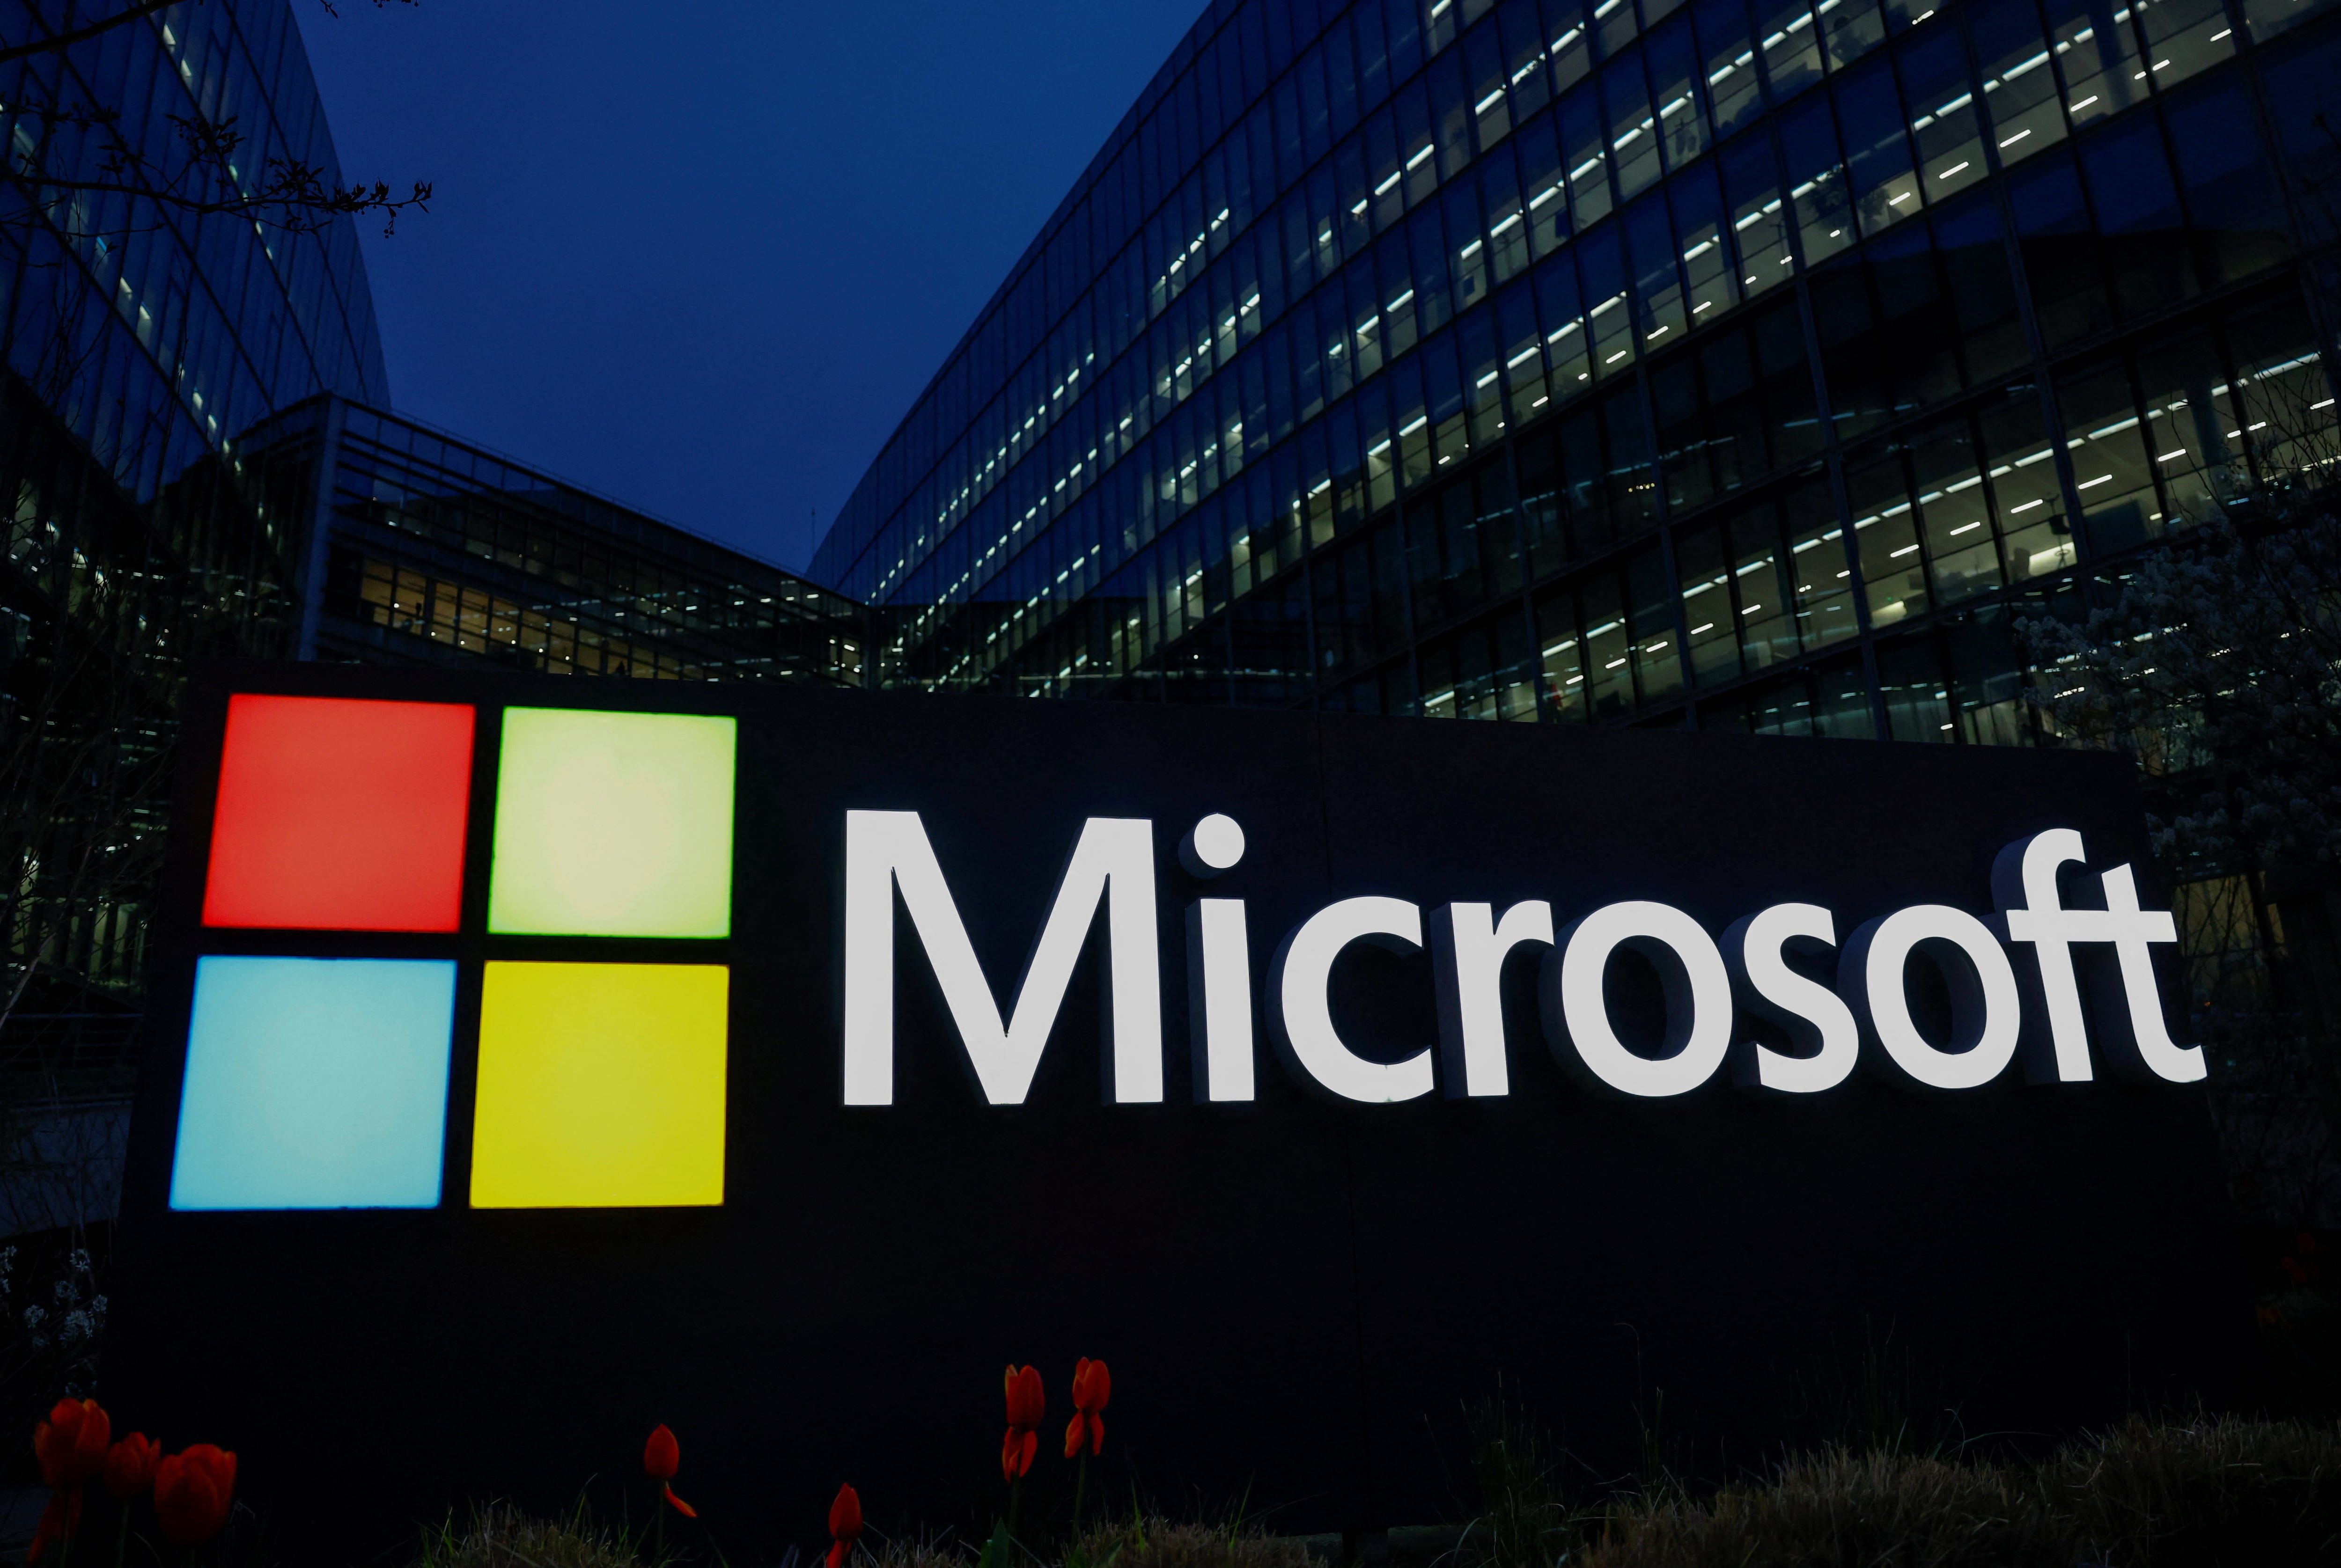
488,708,736,937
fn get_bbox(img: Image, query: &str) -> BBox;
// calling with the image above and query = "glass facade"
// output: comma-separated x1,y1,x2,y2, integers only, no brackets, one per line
813,0,2341,741
244,396,868,685
1,1,861,1136
3,0,395,1035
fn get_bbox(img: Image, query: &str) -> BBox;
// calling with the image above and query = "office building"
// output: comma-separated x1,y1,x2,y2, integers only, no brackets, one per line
0,0,858,1186
814,0,2340,753
242,396,865,685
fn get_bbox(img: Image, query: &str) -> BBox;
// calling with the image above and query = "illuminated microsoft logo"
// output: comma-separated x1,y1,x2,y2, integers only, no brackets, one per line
170,695,736,1212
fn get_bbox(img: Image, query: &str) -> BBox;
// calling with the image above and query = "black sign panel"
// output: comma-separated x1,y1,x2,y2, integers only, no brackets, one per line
110,663,2245,1547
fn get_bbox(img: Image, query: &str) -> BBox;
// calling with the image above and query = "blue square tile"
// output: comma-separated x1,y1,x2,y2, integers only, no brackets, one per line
170,957,456,1210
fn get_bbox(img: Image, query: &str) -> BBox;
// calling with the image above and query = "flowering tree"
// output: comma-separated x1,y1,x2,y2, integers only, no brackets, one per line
2025,485,2341,877
2021,403,2341,1226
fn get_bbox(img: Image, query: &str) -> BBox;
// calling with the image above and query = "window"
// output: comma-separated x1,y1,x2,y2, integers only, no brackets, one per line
1535,245,1594,391
1482,142,1534,281
1971,0,2066,165
2165,85,2290,288
1702,652,1874,735
1677,504,1801,683
1975,387,2076,580
1836,58,1919,234
2224,299,2336,482
1783,469,1859,647
2043,0,2145,128
2133,0,2234,85
1468,15,1517,146
1502,0,1558,117
1648,14,1715,169
1877,636,1955,739
1516,112,1573,256
1933,196,2028,384
1696,0,1766,135
2134,326,2237,529
1533,543,1680,719
1547,0,1598,93
1780,94,1855,263
1757,0,1825,101
2242,0,2337,43
1561,86,1619,233
1628,192,1691,345
1395,80,1440,213
1846,440,1929,627
1671,161,1743,322
1420,608,1539,718
1722,128,1794,290
1898,24,1985,201
1702,325,1768,489
2079,115,2195,319
1579,223,1639,374
2263,30,2341,248
2010,152,2111,350
1909,417,2003,605
1813,254,1892,439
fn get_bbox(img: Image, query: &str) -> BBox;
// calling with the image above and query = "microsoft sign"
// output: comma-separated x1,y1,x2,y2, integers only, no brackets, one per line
110,666,2245,1538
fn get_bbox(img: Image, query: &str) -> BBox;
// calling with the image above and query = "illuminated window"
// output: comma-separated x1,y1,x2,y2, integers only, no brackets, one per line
201,694,474,932
469,961,728,1209
169,957,456,1211
486,707,736,937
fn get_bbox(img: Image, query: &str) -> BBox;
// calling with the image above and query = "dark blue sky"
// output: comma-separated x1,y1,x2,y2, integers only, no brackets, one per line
298,0,1207,574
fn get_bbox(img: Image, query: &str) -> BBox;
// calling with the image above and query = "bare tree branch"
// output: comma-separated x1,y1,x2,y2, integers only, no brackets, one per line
2,0,430,239
0,0,416,65
0,0,180,68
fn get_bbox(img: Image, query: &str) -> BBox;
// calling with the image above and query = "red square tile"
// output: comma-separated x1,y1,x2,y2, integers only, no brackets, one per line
202,695,475,931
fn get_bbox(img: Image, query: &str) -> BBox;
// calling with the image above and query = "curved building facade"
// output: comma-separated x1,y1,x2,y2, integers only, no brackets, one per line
818,0,2341,741
3,0,389,484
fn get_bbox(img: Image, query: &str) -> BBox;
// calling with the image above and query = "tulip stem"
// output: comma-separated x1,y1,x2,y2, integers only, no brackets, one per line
1072,1453,1088,1540
114,1507,126,1568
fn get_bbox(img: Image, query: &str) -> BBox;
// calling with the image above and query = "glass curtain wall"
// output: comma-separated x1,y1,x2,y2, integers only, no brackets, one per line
815,0,2341,742
242,397,869,687
2,0,391,1029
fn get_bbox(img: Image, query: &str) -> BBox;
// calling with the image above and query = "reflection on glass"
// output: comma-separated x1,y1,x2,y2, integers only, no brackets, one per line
1973,0,2067,162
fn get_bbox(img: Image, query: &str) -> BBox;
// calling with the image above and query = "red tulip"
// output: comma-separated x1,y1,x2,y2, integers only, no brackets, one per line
102,1432,160,1500
643,1424,696,1515
1064,1357,1111,1458
827,1482,863,1568
26,1486,81,1565
1001,1364,1045,1480
34,1399,110,1487
153,1444,236,1546
643,1423,680,1481
1004,1364,1045,1429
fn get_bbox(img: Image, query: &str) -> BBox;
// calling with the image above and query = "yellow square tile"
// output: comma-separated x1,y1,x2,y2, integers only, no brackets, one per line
471,961,727,1208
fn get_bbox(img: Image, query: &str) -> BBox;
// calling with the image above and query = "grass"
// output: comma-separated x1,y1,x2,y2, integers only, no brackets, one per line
411,1501,653,1568
379,1415,2341,1568
1570,1414,2341,1568
1062,1517,1317,1568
